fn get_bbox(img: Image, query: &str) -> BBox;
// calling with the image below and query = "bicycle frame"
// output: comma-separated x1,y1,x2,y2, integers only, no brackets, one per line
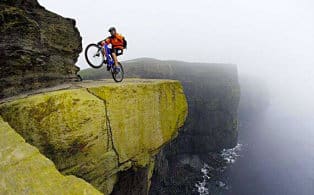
103,44,114,68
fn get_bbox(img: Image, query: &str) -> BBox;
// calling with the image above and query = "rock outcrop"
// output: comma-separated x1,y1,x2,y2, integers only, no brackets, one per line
0,116,102,195
0,79,188,195
79,58,240,194
0,0,82,98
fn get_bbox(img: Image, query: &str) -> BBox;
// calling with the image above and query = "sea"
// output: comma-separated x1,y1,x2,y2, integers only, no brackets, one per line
196,106,314,195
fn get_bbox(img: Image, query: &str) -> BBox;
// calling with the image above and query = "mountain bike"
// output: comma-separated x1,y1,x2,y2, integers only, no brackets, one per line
85,43,124,82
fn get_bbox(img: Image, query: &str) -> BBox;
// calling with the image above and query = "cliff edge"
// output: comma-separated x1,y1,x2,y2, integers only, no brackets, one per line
0,79,188,194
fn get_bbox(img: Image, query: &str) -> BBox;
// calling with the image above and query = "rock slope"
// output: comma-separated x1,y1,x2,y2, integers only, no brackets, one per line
0,116,102,195
0,79,188,195
0,0,82,98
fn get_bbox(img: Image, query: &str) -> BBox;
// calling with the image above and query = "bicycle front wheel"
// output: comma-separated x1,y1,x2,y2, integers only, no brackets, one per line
85,44,104,68
112,62,124,82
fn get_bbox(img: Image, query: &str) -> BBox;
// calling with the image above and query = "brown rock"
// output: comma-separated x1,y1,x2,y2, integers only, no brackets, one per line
0,0,82,98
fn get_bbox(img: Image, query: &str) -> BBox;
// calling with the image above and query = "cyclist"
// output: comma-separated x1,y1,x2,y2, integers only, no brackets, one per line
100,27,127,70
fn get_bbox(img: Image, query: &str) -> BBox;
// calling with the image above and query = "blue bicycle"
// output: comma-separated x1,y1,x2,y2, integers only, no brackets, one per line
85,43,124,82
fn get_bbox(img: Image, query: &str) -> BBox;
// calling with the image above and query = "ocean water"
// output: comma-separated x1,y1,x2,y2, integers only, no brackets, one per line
195,144,244,195
197,106,314,195
224,107,314,195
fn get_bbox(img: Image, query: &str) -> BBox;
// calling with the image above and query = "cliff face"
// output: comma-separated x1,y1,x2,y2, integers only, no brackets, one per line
0,79,188,195
0,116,102,195
0,0,82,98
80,58,241,194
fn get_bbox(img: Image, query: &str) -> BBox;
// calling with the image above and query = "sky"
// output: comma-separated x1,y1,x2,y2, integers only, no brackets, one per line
39,0,314,113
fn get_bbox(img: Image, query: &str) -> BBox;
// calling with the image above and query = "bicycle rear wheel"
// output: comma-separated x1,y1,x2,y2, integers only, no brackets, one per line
85,44,104,68
112,62,124,82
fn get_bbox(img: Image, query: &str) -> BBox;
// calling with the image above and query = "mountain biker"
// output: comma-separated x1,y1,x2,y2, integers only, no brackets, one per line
100,27,127,70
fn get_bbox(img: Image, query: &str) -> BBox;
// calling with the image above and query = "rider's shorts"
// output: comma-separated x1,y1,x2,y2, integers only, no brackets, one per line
110,48,123,56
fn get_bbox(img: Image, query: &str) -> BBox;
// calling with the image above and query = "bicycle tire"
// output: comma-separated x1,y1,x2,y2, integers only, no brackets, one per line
85,43,104,69
112,62,124,82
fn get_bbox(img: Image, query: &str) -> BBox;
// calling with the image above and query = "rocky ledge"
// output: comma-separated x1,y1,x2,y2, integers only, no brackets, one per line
0,79,188,194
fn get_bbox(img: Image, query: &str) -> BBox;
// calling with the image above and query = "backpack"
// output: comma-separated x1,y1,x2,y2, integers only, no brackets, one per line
123,37,127,49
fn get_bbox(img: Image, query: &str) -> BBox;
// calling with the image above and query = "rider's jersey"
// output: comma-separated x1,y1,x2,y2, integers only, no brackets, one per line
105,33,125,49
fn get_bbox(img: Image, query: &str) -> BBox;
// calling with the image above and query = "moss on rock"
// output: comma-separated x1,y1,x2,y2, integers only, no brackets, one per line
0,116,102,195
0,79,188,194
87,80,187,164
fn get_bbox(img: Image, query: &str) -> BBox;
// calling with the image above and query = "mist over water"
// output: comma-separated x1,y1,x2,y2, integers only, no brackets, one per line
217,71,314,194
221,106,314,195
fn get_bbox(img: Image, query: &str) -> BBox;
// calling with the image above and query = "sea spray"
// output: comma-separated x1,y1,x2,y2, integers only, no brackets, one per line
221,143,243,164
195,164,210,195
195,143,243,194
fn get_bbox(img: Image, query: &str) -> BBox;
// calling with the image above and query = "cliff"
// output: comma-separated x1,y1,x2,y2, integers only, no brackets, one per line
80,58,241,194
0,79,188,194
80,58,240,151
0,0,82,98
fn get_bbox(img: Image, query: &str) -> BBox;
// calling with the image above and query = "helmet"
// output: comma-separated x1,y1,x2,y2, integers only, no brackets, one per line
108,27,116,32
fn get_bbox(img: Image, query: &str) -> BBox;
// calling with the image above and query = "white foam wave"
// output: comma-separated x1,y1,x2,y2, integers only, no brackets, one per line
195,163,210,195
221,143,243,164
195,143,243,194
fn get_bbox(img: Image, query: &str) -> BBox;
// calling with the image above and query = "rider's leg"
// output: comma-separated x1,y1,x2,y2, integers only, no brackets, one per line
101,41,107,56
102,45,107,57
111,52,118,67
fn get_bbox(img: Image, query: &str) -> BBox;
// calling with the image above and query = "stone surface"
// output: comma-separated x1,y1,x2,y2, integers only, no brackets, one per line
0,79,188,195
0,0,82,98
0,116,102,195
79,58,240,194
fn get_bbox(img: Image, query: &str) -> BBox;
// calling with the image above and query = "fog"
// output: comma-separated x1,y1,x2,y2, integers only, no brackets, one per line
38,0,314,113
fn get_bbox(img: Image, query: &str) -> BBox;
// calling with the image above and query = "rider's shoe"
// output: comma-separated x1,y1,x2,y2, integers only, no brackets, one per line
113,67,120,74
103,59,108,64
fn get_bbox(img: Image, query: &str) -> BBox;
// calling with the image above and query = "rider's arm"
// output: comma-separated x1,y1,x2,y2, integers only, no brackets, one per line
98,37,111,46
103,37,111,45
